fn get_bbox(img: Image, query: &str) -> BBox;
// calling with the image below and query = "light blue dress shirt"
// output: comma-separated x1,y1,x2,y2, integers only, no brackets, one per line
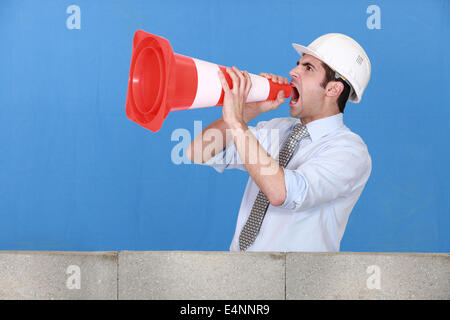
203,113,372,252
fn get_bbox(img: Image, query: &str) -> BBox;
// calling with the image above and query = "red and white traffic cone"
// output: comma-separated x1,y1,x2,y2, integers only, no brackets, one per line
126,30,292,132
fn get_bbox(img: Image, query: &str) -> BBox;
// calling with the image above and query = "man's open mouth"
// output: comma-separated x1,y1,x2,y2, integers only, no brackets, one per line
290,85,300,105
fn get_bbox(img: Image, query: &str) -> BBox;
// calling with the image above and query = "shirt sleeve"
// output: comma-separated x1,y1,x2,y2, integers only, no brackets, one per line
279,137,372,211
200,120,270,173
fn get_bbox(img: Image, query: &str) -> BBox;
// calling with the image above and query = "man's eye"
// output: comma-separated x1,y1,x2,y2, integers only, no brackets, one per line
305,65,312,71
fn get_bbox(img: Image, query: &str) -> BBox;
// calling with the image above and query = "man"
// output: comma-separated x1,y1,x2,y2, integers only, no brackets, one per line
187,33,372,252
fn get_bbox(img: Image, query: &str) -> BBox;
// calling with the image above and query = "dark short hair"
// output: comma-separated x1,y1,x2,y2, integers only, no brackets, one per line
320,62,351,113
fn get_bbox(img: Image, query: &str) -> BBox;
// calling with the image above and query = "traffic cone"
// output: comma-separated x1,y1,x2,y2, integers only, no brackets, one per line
126,30,292,132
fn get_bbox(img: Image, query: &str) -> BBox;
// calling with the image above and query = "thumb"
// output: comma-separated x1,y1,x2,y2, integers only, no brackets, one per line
277,90,285,101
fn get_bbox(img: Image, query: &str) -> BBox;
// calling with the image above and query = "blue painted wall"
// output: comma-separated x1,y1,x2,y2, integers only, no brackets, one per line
1,0,449,252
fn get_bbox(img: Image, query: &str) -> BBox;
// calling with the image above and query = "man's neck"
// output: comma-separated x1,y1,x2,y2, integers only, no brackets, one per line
300,110,341,125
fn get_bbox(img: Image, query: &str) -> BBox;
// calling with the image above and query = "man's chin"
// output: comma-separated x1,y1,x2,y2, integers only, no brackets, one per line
289,103,302,118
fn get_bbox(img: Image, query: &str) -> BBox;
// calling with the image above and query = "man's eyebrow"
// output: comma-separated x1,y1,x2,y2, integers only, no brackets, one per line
297,60,317,70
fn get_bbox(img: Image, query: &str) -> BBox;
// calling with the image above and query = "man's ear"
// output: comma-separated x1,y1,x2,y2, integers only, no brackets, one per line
326,81,344,98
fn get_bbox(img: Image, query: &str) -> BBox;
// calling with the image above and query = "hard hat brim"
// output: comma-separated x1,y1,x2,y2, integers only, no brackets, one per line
292,43,359,103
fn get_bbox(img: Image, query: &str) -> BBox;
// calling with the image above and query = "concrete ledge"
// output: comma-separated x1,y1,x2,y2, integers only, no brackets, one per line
118,251,285,300
0,251,448,299
0,251,117,300
286,252,450,300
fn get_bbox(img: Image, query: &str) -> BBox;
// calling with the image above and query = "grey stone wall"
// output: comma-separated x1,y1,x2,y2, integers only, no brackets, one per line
0,251,448,300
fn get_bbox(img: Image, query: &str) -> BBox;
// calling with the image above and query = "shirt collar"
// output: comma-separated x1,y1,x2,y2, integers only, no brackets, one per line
294,113,344,142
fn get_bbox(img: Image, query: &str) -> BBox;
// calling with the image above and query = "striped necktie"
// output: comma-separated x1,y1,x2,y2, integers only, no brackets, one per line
239,123,310,251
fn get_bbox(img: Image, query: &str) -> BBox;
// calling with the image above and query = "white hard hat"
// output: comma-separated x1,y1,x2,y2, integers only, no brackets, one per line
292,33,371,103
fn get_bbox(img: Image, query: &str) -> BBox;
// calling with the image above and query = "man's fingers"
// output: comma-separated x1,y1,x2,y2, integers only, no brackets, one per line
218,69,230,92
227,67,239,92
232,66,246,92
272,74,283,84
244,70,252,95
259,72,288,84
269,74,279,83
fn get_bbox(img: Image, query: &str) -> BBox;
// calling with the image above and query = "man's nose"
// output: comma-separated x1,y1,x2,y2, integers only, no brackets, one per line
289,67,299,79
